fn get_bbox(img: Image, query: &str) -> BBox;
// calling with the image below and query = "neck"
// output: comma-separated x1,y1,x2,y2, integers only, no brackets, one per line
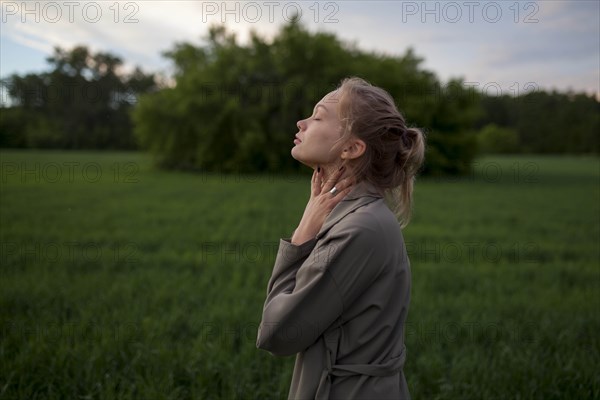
317,161,347,190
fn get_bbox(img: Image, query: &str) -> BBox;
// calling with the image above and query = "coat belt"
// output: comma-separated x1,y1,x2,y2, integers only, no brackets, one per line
315,346,406,400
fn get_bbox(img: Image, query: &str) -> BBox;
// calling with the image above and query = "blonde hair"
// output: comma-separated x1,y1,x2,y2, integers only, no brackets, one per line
335,77,425,228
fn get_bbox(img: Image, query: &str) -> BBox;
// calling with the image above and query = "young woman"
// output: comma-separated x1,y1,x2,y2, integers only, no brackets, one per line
256,77,425,400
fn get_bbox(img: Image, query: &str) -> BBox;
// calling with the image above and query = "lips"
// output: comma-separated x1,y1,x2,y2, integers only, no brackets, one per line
294,135,302,145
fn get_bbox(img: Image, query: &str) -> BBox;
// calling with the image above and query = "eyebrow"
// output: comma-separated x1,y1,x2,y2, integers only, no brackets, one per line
314,104,328,114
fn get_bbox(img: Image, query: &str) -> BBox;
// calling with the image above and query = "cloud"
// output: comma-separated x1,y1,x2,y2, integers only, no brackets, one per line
1,0,598,96
536,0,599,33
1,1,209,72
474,2,599,75
5,26,51,54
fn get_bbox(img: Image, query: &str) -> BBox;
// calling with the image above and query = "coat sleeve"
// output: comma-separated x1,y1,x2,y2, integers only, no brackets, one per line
256,219,383,356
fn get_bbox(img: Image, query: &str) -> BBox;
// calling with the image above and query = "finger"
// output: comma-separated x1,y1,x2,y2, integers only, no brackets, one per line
315,167,323,189
325,185,353,210
333,183,354,200
332,176,355,193
312,167,322,197
330,177,354,198
322,166,345,192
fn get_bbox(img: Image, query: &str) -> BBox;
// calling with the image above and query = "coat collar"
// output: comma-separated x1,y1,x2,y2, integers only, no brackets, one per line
316,180,383,240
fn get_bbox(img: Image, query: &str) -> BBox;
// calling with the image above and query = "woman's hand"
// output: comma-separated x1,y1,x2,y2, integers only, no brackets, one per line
291,166,354,245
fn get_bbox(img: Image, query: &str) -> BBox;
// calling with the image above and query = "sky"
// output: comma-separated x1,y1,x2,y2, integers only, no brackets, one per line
1,0,599,100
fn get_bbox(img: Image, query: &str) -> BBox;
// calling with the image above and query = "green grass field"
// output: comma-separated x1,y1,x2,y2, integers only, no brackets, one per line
1,150,598,399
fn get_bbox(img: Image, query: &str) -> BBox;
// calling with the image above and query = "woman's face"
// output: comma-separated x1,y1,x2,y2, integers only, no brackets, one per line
291,91,344,169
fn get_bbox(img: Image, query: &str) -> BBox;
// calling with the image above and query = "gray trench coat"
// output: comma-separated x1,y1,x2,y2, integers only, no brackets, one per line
256,180,411,400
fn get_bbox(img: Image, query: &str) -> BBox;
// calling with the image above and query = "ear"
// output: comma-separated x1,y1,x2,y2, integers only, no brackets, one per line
341,137,366,160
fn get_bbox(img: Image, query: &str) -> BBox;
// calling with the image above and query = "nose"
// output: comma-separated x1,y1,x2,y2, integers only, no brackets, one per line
297,119,306,131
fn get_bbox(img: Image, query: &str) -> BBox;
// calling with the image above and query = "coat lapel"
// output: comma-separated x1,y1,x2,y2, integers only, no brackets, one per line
316,181,383,240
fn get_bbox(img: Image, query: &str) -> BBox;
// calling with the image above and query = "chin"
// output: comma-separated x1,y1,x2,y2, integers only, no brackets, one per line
290,146,300,161
291,148,316,169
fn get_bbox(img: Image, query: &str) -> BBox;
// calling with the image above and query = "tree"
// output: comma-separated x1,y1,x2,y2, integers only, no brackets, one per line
477,91,599,154
133,19,481,175
0,45,157,149
477,124,520,154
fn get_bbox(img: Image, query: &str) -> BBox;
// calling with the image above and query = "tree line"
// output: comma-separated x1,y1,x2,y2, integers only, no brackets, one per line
1,46,156,150
476,92,599,154
1,19,597,175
